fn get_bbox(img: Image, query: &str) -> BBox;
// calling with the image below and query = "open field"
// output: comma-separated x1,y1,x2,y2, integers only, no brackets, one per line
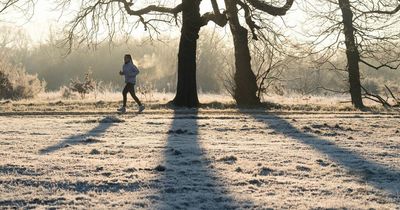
1,99,400,209
0,91,395,114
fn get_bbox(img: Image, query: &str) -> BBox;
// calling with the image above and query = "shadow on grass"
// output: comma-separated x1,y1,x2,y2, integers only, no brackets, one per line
0,177,142,207
0,178,140,193
152,109,248,209
39,117,117,154
243,110,400,196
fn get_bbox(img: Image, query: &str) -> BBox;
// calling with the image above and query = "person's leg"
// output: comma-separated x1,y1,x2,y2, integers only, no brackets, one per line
122,84,129,107
128,83,142,106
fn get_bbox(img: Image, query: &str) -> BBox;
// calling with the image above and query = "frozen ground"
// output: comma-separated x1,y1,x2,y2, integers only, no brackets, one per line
0,108,400,209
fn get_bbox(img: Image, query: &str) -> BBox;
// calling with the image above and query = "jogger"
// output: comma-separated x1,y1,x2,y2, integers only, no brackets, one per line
118,54,145,113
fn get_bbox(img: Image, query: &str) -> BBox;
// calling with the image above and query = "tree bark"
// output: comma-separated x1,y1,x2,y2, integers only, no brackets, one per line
338,0,364,109
224,0,260,106
172,0,202,107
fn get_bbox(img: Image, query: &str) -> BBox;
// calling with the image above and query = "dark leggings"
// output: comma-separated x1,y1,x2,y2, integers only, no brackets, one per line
122,83,142,107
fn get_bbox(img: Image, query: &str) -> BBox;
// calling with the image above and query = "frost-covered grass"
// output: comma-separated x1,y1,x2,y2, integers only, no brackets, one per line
0,109,399,209
31,91,235,104
1,91,396,113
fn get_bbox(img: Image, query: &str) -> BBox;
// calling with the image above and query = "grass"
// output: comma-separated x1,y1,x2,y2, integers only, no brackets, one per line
1,109,399,209
0,91,399,113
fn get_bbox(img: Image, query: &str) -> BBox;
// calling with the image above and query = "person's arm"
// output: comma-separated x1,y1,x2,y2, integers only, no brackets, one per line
119,65,125,75
131,64,140,76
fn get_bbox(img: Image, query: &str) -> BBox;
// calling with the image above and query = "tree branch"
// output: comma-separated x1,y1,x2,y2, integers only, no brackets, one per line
237,0,260,40
115,0,182,16
201,0,227,27
0,0,35,18
113,0,182,29
245,0,294,16
385,85,399,104
362,2,400,15
360,58,400,70
0,0,18,13
361,85,392,107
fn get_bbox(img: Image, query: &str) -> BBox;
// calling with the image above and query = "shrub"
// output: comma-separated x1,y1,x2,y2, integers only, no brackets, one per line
0,70,13,98
0,57,45,100
362,78,381,95
60,86,75,99
69,69,96,99
137,80,155,102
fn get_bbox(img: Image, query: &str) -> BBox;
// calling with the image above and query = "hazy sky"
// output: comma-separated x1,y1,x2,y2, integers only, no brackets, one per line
0,1,304,43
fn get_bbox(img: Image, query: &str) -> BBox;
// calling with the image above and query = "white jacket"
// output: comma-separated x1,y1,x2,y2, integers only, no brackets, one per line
121,62,140,84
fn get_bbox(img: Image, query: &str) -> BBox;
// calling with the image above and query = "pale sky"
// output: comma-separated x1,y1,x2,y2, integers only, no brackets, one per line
0,1,305,44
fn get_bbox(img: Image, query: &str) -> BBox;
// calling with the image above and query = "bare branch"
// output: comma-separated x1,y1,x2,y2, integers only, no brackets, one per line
201,0,227,27
360,58,400,70
245,0,294,16
362,2,400,15
113,0,182,30
1,0,16,13
115,0,182,16
201,13,227,26
211,0,221,15
361,85,392,107
237,0,260,40
57,0,185,54
0,0,35,19
385,85,400,104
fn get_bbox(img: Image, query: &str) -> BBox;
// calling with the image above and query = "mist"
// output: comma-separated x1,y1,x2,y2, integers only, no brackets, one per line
1,25,399,99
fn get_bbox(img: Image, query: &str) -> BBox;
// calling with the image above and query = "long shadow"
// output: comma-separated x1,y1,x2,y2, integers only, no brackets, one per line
153,109,246,209
0,178,140,193
39,117,116,154
244,110,400,196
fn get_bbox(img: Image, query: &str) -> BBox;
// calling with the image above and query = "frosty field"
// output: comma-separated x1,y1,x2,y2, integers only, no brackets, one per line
1,107,400,209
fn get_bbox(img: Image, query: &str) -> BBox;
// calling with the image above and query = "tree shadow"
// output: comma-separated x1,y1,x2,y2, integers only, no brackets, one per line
0,178,140,194
39,117,116,154
243,110,400,196
153,109,247,209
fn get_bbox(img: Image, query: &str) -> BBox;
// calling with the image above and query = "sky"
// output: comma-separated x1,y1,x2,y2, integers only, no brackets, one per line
0,0,305,44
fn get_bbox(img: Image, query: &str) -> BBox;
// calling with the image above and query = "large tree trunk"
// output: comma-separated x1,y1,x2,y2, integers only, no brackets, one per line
172,0,202,107
224,0,260,106
338,0,364,109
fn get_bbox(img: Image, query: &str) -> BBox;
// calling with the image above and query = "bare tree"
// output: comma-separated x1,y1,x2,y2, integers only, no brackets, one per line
301,0,400,108
251,43,289,99
218,0,294,106
222,40,290,99
171,1,225,107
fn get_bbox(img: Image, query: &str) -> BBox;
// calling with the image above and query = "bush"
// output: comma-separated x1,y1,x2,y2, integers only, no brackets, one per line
362,78,381,95
136,75,156,102
60,86,75,99
0,57,45,100
69,69,96,99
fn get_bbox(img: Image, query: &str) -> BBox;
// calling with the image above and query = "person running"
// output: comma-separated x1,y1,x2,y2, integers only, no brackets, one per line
117,54,145,113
